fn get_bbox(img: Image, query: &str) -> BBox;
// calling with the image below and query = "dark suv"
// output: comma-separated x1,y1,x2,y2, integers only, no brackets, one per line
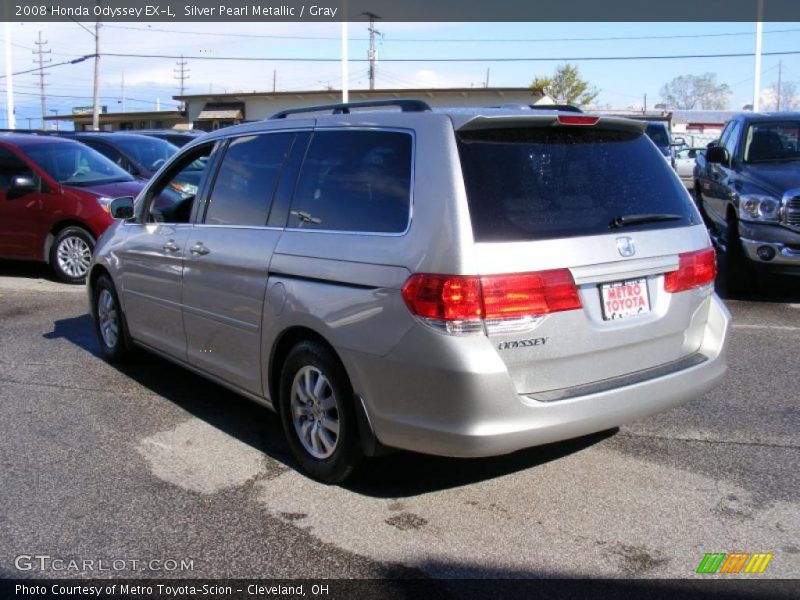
694,112,800,292
0,134,144,283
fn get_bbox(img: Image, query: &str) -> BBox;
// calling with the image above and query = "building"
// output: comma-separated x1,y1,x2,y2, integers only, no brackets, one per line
42,88,554,132
44,110,189,132
176,87,552,131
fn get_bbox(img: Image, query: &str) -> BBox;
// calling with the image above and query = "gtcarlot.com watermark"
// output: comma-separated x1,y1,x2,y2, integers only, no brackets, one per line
14,554,194,573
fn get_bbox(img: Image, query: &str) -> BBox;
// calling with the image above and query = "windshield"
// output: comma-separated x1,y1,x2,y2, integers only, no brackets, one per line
24,142,134,187
457,127,697,242
743,121,800,162
645,123,670,147
113,137,179,173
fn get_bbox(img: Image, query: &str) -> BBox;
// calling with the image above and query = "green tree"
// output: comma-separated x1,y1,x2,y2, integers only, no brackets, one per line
530,63,599,107
660,73,731,110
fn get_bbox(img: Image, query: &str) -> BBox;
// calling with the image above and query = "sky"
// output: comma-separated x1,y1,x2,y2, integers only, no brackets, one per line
1,20,800,127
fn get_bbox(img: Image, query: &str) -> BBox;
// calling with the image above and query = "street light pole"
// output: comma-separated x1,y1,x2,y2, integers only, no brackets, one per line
92,21,101,130
752,0,764,112
4,21,15,129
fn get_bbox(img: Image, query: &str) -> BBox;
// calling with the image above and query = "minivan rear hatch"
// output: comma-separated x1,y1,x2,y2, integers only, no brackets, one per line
455,115,713,397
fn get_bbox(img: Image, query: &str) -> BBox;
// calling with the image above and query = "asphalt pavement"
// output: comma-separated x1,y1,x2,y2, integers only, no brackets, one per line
0,259,798,585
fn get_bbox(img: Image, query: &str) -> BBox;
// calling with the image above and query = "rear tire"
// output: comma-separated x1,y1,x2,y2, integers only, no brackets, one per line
278,341,363,484
91,274,132,363
50,226,94,284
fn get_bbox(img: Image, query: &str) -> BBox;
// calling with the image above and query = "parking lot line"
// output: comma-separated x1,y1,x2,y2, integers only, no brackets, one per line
732,324,800,332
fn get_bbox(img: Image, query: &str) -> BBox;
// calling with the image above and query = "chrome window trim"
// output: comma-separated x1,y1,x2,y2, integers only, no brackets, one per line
285,126,416,237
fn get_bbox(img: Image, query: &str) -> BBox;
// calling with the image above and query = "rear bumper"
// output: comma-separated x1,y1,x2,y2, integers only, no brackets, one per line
344,294,730,458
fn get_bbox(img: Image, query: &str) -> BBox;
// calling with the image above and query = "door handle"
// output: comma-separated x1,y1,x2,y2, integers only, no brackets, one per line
190,242,210,256
162,240,179,252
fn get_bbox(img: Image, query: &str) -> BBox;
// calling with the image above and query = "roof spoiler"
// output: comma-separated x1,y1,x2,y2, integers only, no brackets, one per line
457,114,646,134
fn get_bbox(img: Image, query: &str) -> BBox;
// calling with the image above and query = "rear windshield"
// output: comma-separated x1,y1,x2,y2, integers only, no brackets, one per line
457,127,697,242
645,123,670,147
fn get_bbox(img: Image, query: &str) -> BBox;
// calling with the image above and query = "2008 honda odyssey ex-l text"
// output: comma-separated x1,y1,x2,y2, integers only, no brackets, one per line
87,100,730,483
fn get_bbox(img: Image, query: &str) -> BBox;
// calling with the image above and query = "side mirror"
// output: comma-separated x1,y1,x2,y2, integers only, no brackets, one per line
109,196,135,219
705,146,729,165
707,140,719,148
8,174,40,195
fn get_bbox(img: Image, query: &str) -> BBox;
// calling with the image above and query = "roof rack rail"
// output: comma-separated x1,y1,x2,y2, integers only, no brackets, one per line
269,99,432,120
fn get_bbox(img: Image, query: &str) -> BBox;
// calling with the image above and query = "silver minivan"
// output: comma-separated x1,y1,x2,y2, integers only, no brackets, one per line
88,100,730,483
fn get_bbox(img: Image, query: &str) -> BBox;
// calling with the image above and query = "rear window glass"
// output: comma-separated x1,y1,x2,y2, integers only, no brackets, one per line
645,123,670,147
457,127,697,242
289,130,412,233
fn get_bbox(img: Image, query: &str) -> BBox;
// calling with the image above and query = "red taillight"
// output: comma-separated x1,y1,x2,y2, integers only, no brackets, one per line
400,274,483,321
401,269,582,324
664,247,717,293
557,115,599,126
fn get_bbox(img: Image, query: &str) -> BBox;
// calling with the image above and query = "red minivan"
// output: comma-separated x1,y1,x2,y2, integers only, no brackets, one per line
0,134,145,283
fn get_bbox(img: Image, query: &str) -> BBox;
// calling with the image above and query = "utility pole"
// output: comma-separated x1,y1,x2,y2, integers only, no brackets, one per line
644,93,647,113
777,60,782,111
92,21,101,130
120,72,125,112
485,68,490,88
362,12,381,90
272,69,276,92
174,54,190,108
33,31,51,128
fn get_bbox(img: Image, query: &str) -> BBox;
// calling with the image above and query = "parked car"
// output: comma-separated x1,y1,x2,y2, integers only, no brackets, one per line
66,132,178,180
693,112,800,293
134,129,205,148
645,121,685,169
67,133,204,200
88,100,730,483
0,134,144,282
674,147,705,189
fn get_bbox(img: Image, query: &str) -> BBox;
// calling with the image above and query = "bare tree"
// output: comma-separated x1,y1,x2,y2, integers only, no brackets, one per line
660,73,731,110
762,80,800,111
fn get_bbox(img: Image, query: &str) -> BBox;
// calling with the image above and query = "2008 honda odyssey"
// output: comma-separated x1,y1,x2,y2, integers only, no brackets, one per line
88,100,730,483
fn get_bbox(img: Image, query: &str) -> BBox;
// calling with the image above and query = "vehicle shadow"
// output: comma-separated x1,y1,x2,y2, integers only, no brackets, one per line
44,315,617,496
0,258,59,282
714,254,799,303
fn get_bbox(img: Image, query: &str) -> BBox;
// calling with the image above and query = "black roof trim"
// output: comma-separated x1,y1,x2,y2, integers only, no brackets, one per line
270,99,432,120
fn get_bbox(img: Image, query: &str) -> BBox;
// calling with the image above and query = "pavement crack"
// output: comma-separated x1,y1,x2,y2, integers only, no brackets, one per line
617,431,800,450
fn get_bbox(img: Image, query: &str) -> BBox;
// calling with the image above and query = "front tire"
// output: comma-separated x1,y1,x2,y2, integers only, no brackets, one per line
279,341,363,483
50,226,94,284
723,216,758,297
92,274,132,363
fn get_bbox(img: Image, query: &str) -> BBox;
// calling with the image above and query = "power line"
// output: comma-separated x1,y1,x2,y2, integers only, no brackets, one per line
99,50,800,63
100,24,800,43
0,55,93,79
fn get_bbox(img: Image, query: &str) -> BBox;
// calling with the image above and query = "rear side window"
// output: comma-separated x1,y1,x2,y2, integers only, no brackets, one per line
204,133,293,226
289,130,412,233
457,127,697,242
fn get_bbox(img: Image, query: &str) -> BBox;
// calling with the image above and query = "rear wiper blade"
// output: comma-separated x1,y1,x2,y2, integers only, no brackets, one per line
609,214,682,229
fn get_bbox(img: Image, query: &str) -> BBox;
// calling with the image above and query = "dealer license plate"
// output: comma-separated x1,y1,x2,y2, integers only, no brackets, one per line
600,278,651,321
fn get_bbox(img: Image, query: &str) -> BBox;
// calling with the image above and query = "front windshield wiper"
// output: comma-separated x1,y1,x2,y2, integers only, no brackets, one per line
609,214,682,229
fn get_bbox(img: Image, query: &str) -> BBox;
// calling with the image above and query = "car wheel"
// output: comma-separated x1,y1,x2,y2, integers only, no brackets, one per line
92,274,132,362
50,226,94,284
279,341,363,483
723,216,757,297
